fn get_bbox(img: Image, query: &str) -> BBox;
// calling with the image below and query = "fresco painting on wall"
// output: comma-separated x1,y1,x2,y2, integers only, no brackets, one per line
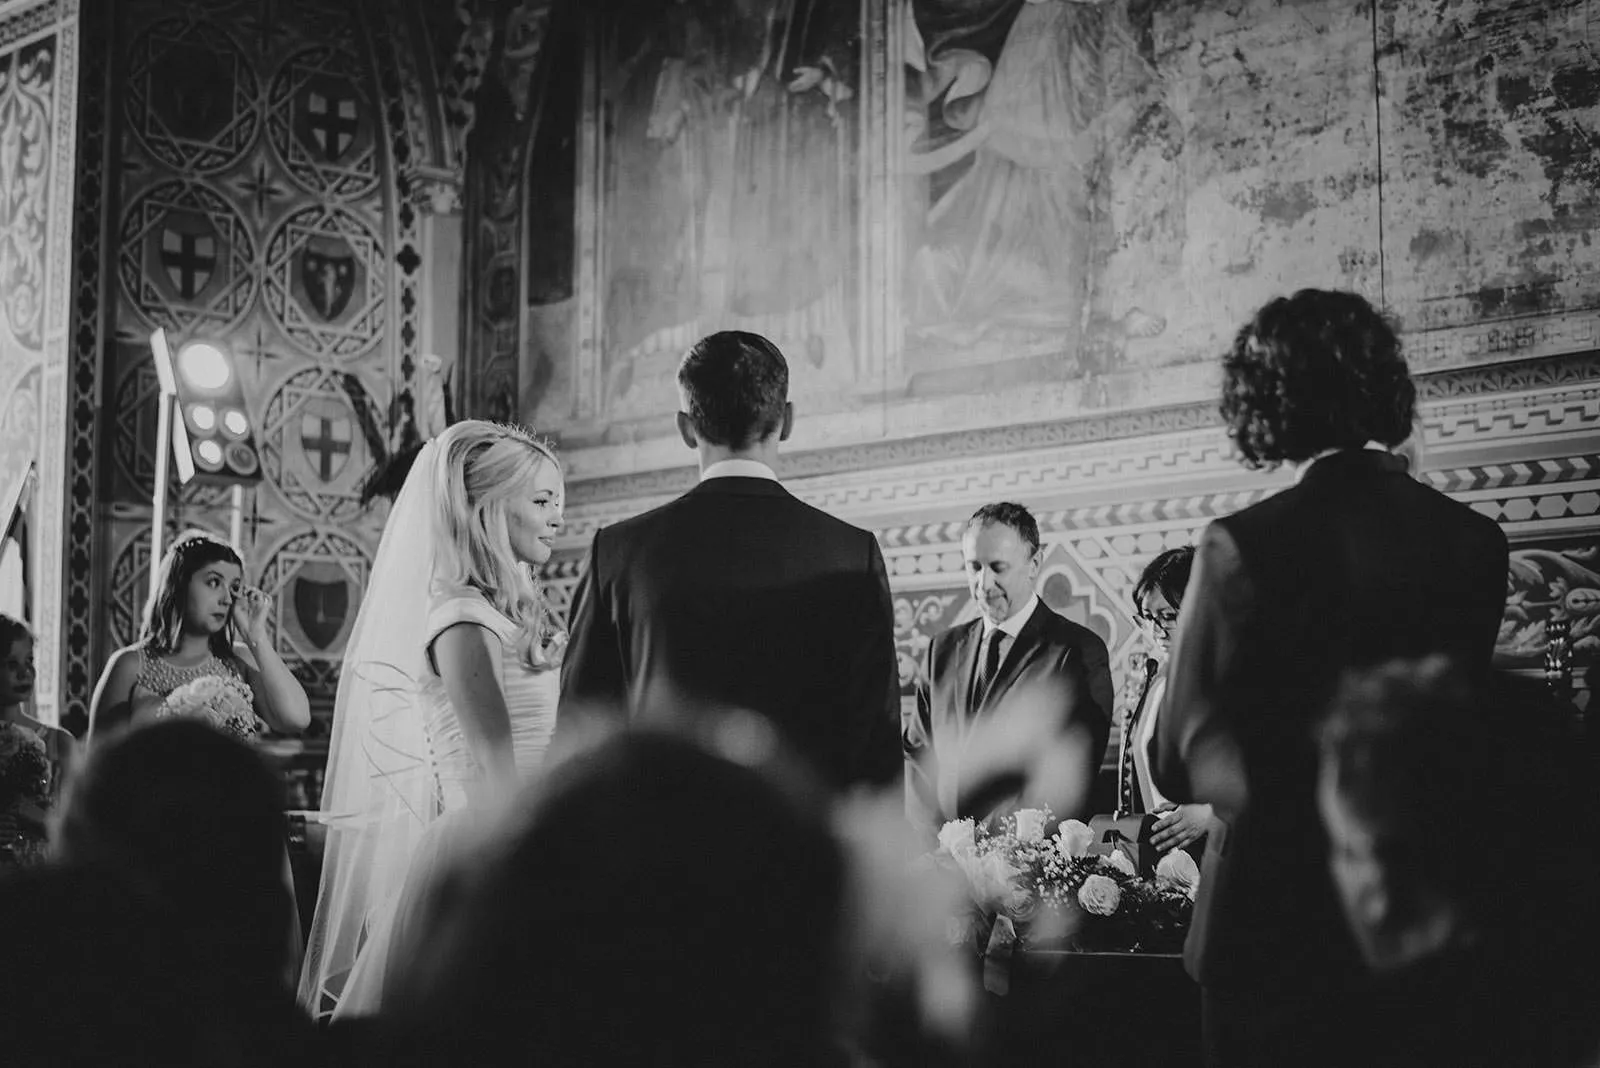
593,0,864,426
902,0,1170,395
1377,0,1600,349
530,0,1599,478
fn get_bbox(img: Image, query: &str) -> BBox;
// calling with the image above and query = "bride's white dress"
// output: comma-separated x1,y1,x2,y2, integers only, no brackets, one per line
330,589,558,1017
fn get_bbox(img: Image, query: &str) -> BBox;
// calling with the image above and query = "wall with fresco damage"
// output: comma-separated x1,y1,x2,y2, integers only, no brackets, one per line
512,0,1600,468
0,0,78,727
503,0,1600,734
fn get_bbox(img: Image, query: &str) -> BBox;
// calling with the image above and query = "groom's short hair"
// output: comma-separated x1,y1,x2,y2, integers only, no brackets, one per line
678,331,789,450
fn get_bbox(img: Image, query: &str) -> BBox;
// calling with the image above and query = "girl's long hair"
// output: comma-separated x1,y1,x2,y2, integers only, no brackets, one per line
140,531,242,660
432,422,563,671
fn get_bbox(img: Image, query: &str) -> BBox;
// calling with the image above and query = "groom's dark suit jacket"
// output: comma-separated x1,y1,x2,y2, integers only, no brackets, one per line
905,602,1112,833
1154,449,1508,989
558,476,901,789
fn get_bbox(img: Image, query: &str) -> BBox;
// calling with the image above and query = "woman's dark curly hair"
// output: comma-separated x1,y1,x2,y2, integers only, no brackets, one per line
1220,289,1415,469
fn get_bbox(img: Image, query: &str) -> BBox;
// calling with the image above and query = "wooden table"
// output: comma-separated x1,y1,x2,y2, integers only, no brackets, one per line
969,949,1201,1067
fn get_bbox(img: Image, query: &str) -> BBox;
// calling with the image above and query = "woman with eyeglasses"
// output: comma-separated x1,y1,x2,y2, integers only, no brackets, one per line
1125,546,1211,855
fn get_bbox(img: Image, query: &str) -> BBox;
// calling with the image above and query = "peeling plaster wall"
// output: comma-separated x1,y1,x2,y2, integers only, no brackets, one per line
526,0,1600,479
1379,0,1600,333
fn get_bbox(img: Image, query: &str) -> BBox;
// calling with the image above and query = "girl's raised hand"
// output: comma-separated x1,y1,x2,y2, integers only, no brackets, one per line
231,586,273,640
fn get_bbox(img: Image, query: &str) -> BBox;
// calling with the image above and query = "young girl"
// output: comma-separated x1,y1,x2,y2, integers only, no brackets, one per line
88,531,311,744
0,614,74,866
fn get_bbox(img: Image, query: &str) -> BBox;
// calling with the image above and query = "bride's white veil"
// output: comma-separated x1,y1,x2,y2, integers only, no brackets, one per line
297,433,454,1020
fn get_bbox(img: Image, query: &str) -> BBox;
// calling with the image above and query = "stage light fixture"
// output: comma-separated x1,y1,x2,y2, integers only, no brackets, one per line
160,335,262,487
147,328,262,601
195,439,225,471
178,341,232,391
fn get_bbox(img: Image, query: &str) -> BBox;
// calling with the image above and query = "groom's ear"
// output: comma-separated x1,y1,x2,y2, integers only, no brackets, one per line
675,411,699,450
777,401,794,443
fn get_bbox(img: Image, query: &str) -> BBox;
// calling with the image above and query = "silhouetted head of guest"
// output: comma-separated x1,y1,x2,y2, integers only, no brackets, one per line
676,330,794,456
1221,289,1415,469
1132,546,1194,660
0,864,320,1068
55,719,295,992
963,502,1042,627
1318,657,1598,975
384,727,846,1068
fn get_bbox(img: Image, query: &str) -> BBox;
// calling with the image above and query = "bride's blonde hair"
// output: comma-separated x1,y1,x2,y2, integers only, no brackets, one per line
432,421,564,672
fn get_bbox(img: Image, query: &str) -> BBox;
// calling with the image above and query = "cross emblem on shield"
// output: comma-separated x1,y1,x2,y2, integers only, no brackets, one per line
301,85,360,163
299,408,353,483
159,218,218,300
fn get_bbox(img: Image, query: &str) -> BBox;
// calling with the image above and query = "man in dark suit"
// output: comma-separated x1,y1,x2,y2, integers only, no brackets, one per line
904,503,1113,836
1153,289,1509,1068
558,331,901,790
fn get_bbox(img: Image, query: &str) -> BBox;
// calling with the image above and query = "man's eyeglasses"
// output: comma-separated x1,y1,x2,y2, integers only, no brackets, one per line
1134,608,1180,632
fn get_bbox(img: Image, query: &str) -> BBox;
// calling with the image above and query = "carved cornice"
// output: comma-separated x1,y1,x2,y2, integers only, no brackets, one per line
565,349,1600,508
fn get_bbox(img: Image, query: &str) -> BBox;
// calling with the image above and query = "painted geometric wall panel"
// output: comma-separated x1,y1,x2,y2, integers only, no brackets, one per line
71,0,453,733
258,363,384,522
261,203,386,360
0,0,78,726
116,178,258,334
256,526,371,700
123,15,260,174
265,45,380,201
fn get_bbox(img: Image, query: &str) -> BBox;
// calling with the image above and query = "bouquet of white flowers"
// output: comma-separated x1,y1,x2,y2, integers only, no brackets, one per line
933,810,1199,969
158,674,263,740
0,721,49,809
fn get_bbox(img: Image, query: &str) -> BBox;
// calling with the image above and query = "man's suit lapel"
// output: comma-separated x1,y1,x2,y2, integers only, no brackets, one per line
974,603,1053,718
951,620,983,734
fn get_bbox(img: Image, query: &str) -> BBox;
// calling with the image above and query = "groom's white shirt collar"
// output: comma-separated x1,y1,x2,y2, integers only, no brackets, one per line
700,459,779,482
1292,441,1389,485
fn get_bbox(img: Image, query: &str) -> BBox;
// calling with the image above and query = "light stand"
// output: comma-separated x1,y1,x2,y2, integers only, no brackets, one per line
147,329,258,596
149,330,179,605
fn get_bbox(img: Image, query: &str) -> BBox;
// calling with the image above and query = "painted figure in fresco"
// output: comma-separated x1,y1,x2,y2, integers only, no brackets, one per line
601,0,861,419
906,0,1167,380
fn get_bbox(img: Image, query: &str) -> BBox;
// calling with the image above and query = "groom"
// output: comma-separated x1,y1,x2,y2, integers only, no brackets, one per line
558,331,901,790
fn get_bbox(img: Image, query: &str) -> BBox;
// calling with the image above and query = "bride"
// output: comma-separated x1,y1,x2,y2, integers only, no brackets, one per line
298,420,566,1020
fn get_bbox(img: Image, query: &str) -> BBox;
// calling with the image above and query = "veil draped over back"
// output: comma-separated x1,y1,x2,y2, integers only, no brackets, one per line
297,435,453,1020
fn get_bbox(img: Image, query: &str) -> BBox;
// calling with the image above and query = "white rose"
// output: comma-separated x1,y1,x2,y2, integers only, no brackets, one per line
977,852,1031,914
1104,847,1136,877
938,819,977,859
1077,874,1122,916
1157,849,1201,896
1055,819,1093,859
1013,808,1048,843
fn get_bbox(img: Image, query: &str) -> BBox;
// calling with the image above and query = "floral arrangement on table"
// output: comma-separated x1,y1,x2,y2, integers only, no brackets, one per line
933,808,1199,980
0,720,49,811
157,674,264,740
